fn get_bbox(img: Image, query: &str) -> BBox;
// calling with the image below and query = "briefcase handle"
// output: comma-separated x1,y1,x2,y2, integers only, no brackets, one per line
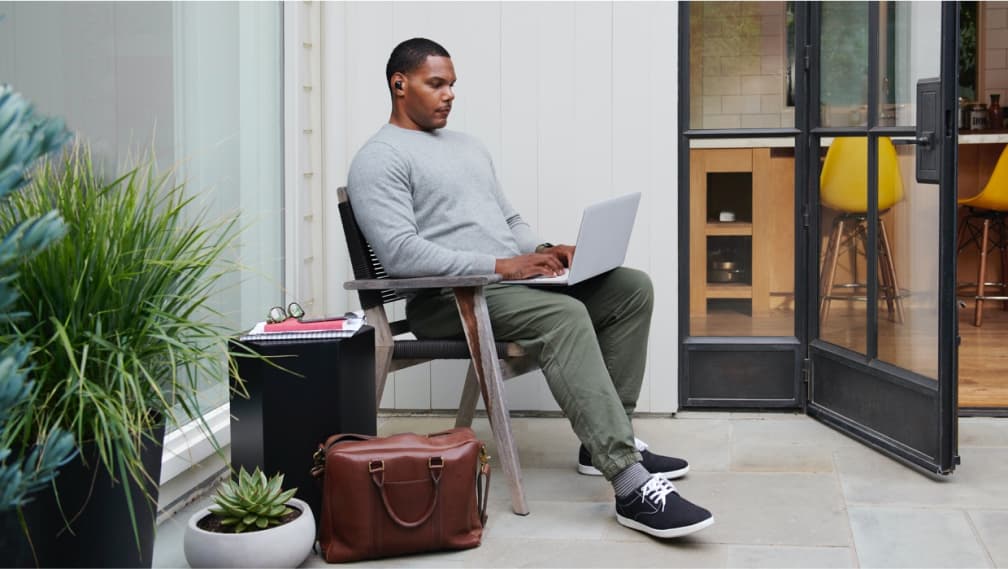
369,457,444,528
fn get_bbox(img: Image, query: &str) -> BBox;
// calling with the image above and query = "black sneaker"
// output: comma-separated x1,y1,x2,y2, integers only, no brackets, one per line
615,476,714,538
578,438,690,479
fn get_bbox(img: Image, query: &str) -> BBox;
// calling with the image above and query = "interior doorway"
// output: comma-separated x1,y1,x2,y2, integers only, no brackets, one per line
956,0,1008,412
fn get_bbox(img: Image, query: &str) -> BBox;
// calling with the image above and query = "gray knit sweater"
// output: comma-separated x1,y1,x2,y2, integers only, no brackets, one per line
346,124,540,277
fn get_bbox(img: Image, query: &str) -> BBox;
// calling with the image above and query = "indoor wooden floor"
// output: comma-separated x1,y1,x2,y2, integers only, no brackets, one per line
958,303,1008,408
690,301,1008,409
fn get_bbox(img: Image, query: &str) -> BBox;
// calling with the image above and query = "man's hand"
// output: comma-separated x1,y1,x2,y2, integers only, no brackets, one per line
540,244,575,267
495,253,566,280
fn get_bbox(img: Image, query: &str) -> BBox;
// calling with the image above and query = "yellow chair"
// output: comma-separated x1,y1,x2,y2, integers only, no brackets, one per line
819,136,905,324
958,146,1008,327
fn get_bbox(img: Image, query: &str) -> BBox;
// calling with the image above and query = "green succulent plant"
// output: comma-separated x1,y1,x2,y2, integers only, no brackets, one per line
208,467,297,533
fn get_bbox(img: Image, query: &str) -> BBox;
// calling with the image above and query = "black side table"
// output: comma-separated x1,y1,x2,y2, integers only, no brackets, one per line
229,326,376,526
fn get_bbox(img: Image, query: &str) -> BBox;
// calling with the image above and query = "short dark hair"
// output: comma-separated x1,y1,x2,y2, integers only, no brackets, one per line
385,38,451,87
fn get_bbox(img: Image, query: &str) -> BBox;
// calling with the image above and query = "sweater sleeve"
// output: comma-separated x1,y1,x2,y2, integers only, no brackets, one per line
346,142,497,277
486,151,541,254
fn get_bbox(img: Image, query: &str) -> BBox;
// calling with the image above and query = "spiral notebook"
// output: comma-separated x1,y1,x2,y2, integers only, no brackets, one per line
239,313,364,342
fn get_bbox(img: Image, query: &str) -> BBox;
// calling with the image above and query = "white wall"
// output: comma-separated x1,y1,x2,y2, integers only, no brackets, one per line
322,2,679,413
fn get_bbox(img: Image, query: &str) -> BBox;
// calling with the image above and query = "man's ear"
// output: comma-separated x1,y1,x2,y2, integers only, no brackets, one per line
391,73,406,94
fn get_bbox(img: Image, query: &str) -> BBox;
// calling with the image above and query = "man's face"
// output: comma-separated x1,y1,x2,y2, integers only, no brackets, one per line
399,55,456,131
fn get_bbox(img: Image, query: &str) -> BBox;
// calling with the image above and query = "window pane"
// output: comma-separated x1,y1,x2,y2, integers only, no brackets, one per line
689,139,795,336
820,2,868,127
0,1,284,425
689,2,796,130
818,137,869,354
877,1,940,127
877,138,937,378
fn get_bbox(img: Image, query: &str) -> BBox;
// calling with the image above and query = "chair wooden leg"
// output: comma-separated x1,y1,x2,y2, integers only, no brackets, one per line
455,362,480,428
374,348,393,408
365,306,396,407
875,221,895,320
820,217,845,324
453,286,529,516
999,216,1008,311
878,219,904,324
976,218,991,327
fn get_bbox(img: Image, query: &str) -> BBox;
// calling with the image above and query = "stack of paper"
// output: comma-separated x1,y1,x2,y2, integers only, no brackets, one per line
239,312,365,342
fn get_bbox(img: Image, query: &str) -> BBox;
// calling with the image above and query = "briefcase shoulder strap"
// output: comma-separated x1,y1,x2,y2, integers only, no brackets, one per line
477,444,490,527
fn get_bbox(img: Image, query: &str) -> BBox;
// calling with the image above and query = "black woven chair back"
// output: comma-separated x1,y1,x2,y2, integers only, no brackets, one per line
337,187,405,311
336,187,510,358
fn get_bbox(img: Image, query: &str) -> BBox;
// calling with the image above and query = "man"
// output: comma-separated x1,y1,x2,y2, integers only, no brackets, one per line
347,37,713,538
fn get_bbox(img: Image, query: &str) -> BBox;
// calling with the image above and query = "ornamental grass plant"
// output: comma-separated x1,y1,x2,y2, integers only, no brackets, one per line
0,141,241,517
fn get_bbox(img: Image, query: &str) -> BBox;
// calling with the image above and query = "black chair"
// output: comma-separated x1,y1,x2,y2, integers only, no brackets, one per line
337,186,538,515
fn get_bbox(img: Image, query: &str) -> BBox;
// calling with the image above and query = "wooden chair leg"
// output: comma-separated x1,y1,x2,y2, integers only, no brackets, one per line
374,348,393,408
366,306,396,407
875,221,895,320
455,362,480,428
453,286,529,516
820,217,845,324
976,218,991,327
999,216,1008,311
878,219,904,324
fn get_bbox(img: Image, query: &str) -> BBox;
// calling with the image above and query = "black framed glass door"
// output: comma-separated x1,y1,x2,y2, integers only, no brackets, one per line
678,0,958,475
805,1,958,474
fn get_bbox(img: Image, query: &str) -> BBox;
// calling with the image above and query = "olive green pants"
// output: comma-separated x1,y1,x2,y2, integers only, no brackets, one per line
405,267,654,479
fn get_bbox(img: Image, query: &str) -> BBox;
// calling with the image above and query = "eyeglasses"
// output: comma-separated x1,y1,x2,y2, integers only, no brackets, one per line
266,302,305,324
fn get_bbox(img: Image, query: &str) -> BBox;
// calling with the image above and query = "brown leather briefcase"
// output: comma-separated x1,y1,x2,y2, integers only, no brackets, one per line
311,427,490,563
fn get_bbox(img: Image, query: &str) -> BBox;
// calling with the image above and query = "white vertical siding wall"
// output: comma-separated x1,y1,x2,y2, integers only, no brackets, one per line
322,1,679,413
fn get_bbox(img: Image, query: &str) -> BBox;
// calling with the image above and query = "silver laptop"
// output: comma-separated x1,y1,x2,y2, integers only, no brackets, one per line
501,192,641,286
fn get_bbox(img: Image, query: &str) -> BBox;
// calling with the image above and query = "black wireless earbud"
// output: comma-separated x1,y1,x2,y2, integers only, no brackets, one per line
395,80,403,91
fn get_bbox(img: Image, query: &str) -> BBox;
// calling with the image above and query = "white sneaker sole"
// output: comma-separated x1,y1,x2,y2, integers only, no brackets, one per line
616,513,715,538
577,463,690,480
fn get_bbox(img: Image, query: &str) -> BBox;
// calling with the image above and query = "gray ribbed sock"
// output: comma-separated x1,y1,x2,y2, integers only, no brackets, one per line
612,462,651,497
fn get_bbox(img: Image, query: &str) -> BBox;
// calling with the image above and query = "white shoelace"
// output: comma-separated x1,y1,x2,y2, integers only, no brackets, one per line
634,437,649,452
639,476,677,511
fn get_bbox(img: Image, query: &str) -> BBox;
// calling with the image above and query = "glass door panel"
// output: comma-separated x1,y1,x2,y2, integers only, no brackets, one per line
689,139,795,337
876,139,939,379
873,2,941,379
820,2,868,128
817,136,870,355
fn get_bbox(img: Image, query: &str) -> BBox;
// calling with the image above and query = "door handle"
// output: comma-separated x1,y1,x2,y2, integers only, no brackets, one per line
916,78,941,183
891,132,933,147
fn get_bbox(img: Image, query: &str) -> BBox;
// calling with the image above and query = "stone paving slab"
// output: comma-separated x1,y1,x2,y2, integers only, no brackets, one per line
848,506,992,568
152,414,1008,568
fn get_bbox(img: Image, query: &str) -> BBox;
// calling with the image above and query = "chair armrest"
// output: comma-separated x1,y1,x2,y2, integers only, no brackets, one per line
344,274,503,290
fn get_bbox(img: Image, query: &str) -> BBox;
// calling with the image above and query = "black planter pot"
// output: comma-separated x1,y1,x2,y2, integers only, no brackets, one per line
2,426,165,568
0,507,34,568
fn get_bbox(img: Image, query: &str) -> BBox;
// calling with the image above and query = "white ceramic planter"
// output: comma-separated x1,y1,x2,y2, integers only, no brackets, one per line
183,497,315,569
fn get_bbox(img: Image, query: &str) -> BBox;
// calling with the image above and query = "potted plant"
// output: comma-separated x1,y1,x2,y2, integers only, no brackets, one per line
0,140,244,567
0,85,77,566
184,467,315,568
